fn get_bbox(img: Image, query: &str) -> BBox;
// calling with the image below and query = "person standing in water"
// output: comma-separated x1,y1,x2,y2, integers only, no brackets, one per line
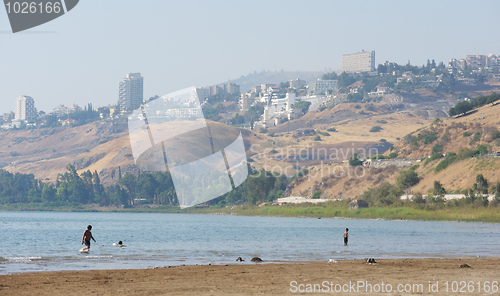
343,228,349,246
82,225,96,251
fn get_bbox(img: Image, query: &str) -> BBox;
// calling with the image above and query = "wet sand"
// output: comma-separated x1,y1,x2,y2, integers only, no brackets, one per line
1,258,500,295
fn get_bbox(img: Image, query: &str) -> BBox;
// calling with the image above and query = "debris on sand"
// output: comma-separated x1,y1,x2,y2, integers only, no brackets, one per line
251,257,263,262
364,258,377,264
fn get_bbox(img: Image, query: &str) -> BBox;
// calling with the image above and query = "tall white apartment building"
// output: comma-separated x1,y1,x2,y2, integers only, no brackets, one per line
342,51,376,73
15,95,36,123
118,73,144,111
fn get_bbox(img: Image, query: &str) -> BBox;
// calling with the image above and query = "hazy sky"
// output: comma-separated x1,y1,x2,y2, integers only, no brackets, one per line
1,0,499,114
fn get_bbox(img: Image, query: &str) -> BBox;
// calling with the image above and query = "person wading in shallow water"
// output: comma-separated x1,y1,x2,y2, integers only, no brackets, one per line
343,228,349,246
82,225,96,251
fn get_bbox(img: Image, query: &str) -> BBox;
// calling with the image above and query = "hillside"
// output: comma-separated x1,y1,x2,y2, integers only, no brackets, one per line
0,119,257,186
0,120,129,183
284,102,500,199
1,99,499,202
252,103,434,170
391,101,500,194
394,101,500,158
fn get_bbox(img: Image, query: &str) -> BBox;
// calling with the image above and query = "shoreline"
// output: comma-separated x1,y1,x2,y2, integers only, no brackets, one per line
2,257,499,295
2,204,500,223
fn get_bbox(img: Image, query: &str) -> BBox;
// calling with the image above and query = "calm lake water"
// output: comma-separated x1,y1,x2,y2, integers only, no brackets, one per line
1,211,499,274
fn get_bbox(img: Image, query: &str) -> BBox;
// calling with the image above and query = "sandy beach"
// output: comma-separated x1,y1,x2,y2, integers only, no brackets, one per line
1,257,499,295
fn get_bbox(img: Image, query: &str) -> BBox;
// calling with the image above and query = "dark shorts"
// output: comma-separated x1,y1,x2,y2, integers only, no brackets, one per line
84,240,91,247
344,237,348,244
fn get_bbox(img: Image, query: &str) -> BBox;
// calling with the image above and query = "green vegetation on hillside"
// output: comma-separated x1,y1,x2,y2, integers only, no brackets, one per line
292,101,311,115
449,93,500,116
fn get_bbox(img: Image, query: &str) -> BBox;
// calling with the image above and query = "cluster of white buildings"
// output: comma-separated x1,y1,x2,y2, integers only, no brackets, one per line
240,83,335,128
196,82,240,101
52,104,82,116
236,51,380,127
447,54,500,80
238,50,380,128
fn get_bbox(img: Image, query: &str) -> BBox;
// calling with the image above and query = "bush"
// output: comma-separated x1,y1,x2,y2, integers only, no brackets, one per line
476,144,489,155
370,126,383,132
313,135,322,141
435,152,457,172
370,155,387,160
376,120,388,124
312,191,322,199
463,131,472,137
327,127,337,132
363,182,403,206
396,169,421,189
349,153,363,166
413,193,426,204
449,93,500,116
421,131,438,144
492,130,500,140
433,181,446,196
469,132,481,145
432,118,441,124
354,104,361,109
291,169,309,181
409,130,438,145
432,144,442,154
293,101,312,114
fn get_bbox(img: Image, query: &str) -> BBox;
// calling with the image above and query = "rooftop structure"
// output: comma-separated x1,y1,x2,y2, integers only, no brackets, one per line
118,73,144,111
342,50,375,73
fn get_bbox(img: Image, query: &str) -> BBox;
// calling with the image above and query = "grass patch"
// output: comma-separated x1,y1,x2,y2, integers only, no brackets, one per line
435,153,458,172
3,203,500,222
424,153,443,166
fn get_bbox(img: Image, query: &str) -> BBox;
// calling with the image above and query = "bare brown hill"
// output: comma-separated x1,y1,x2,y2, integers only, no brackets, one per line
388,101,500,195
393,102,500,158
286,102,500,199
0,119,257,186
0,120,128,183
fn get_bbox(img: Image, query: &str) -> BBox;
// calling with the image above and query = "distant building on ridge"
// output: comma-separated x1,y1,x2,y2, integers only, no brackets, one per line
118,73,144,111
196,82,240,101
342,50,376,73
15,95,36,123
307,79,338,95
